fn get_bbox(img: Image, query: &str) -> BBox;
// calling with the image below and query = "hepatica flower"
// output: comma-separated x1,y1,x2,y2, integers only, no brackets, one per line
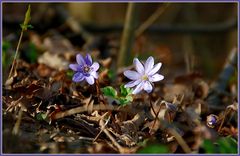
69,53,99,85
124,56,164,94
206,114,218,128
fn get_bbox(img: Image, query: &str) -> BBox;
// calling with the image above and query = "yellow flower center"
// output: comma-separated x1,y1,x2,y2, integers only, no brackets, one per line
142,75,148,81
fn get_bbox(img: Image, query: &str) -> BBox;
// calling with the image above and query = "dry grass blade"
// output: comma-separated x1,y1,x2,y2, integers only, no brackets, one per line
93,114,111,142
98,113,129,154
12,108,24,135
6,96,23,112
168,128,191,153
51,102,124,120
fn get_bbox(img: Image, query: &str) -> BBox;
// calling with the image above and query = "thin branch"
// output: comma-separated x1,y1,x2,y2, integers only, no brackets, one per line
135,3,170,37
117,3,138,68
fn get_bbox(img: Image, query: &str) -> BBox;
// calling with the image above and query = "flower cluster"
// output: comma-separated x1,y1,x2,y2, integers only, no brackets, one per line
69,54,164,94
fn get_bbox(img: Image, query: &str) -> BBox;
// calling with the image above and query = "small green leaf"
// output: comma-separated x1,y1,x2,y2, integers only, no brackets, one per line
138,144,169,154
2,40,11,51
217,137,237,153
2,49,6,69
118,95,133,105
202,139,215,153
27,24,34,29
101,86,118,98
67,70,74,78
202,137,238,154
36,112,48,121
126,95,133,101
25,42,38,63
107,69,116,80
137,139,149,146
118,97,128,105
21,5,31,31
120,85,133,97
2,41,12,69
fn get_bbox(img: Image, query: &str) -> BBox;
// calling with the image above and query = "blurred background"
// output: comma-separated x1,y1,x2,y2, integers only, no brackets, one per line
2,3,238,82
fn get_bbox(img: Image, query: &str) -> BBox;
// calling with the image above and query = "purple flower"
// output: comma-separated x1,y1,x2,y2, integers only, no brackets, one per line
69,53,99,85
124,56,164,94
206,114,218,128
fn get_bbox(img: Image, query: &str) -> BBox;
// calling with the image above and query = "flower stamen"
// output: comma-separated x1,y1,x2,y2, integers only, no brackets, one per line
141,75,148,81
124,56,164,94
83,66,90,73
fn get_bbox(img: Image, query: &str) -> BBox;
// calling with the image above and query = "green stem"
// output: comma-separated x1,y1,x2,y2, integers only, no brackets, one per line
8,30,24,79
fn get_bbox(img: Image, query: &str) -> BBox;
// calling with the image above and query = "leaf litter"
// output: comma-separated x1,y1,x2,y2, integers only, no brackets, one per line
3,50,238,153
2,8,238,154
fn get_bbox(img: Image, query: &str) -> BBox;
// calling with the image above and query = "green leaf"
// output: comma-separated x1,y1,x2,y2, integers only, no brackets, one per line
202,137,238,154
101,86,118,98
118,97,128,105
107,69,116,80
27,24,34,29
202,139,215,153
36,112,48,121
2,40,11,51
217,137,237,153
2,41,12,69
21,5,31,31
137,139,149,146
26,42,38,63
2,49,6,69
138,144,169,154
120,84,133,97
118,96,133,105
67,70,74,78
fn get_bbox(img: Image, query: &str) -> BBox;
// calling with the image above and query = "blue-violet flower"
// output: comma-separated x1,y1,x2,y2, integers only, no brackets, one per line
69,53,99,85
124,56,164,94
206,114,218,128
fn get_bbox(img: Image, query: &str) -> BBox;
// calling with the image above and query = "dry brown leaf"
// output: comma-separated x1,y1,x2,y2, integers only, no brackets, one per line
38,52,68,70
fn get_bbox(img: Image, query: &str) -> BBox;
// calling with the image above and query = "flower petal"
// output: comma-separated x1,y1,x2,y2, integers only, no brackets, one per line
144,56,154,74
85,54,93,65
124,70,141,80
148,62,162,75
69,64,79,71
91,71,98,79
76,54,85,65
72,72,84,82
133,58,144,74
91,62,100,71
132,82,144,94
85,76,95,85
143,81,153,93
125,79,141,88
149,74,164,82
